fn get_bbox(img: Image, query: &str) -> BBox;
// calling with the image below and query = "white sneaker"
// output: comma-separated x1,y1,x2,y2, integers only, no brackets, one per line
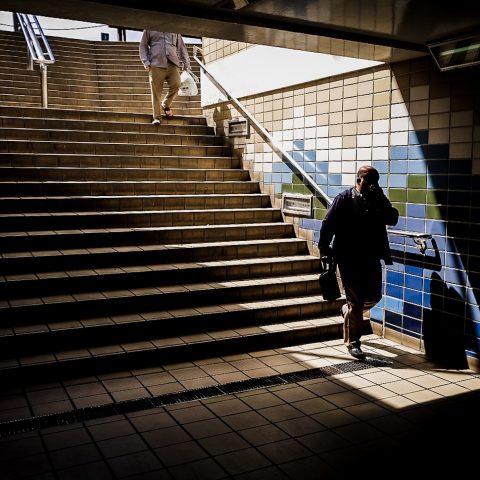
152,118,161,125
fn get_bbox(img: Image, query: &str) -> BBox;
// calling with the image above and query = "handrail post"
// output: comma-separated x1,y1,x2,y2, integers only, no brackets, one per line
15,12,55,109
40,64,48,108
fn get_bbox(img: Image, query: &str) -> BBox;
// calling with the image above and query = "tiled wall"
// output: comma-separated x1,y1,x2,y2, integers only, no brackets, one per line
203,53,480,371
202,38,253,63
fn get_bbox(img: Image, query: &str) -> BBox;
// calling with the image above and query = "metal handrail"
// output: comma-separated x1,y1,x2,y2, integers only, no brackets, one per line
193,46,432,253
16,13,55,108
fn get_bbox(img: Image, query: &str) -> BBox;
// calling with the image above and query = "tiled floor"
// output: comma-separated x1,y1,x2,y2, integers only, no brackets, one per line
1,334,479,479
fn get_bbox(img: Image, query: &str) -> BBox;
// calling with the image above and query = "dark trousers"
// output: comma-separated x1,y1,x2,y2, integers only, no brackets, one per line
337,257,382,345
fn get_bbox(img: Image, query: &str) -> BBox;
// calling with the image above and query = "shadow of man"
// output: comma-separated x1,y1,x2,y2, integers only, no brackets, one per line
423,271,468,368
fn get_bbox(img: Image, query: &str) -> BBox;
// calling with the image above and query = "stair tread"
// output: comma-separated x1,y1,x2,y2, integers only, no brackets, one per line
0,313,344,371
1,254,316,282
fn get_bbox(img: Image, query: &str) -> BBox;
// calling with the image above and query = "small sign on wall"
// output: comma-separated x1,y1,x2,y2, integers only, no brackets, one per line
227,118,249,137
282,193,313,217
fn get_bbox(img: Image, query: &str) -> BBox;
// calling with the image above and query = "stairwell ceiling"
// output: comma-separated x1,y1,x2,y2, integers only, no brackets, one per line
3,0,480,63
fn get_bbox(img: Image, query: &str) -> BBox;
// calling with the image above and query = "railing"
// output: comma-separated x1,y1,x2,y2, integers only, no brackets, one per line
15,13,55,108
192,46,432,253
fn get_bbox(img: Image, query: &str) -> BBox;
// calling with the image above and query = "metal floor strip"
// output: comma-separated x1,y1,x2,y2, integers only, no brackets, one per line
0,356,392,438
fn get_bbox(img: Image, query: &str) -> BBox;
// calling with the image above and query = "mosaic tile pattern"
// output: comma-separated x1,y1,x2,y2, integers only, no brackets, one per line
204,55,480,368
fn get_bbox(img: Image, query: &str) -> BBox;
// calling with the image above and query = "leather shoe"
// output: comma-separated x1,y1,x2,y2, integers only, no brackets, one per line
347,344,366,360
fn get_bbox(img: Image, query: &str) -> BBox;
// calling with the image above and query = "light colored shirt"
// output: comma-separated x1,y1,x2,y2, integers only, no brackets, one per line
139,31,190,70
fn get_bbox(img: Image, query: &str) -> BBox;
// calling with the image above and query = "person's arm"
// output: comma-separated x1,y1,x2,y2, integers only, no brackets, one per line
139,30,150,69
319,194,341,257
367,186,399,226
177,35,191,70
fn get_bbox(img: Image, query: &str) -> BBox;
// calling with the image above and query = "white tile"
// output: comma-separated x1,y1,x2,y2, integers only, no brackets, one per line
294,106,305,117
390,131,408,145
372,132,389,146
293,117,305,129
342,148,356,160
305,127,316,139
342,161,357,173
373,146,389,159
329,137,342,149
357,134,372,147
305,115,316,127
316,138,328,149
373,119,389,133
329,161,342,173
391,103,409,118
305,139,316,150
342,173,356,185
283,119,294,129
316,126,329,137
357,147,372,160
330,149,342,161
293,128,305,139
390,117,409,131
316,150,329,161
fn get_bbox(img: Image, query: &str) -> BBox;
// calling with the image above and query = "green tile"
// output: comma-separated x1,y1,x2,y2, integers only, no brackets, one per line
408,189,426,204
392,202,406,216
426,205,444,220
407,175,427,189
388,188,407,202
426,191,439,205
314,207,328,220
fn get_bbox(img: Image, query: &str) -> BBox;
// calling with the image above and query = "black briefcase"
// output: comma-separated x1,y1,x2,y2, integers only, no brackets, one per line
319,258,341,301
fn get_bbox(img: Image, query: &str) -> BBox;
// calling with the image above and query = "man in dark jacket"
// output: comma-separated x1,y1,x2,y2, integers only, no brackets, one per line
319,166,399,359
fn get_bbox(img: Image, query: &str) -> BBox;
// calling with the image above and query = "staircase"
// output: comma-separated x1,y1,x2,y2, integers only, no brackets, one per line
0,30,342,385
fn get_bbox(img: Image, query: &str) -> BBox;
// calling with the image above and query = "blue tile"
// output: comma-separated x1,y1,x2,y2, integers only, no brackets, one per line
272,173,282,183
305,150,316,162
281,173,293,183
389,175,407,188
390,146,408,160
329,174,342,185
304,162,316,173
423,293,431,309
408,130,429,145
394,217,406,230
316,162,328,173
386,284,403,299
275,183,283,194
372,161,389,173
405,288,423,305
407,204,426,218
292,151,303,162
405,263,424,276
385,310,402,327
385,296,403,313
293,140,305,151
371,305,383,321
390,160,408,174
403,315,422,333
386,270,404,285
315,173,328,184
405,274,423,290
405,218,425,232
408,145,426,160
272,162,285,173
408,161,427,174
404,302,422,319
264,173,272,183
426,220,447,236
427,144,449,159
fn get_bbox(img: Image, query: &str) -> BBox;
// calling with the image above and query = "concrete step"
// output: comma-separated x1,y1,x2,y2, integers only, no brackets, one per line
0,153,239,169
0,193,267,213
0,222,296,252
0,255,319,299
0,304,343,383
0,238,309,274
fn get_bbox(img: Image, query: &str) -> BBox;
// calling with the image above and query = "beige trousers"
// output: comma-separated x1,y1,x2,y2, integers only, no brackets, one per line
148,61,181,120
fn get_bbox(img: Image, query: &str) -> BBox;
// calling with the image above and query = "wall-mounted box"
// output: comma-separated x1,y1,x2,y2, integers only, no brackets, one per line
282,193,313,217
227,118,250,137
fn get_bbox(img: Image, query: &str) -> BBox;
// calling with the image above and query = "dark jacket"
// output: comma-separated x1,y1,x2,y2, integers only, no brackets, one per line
319,187,399,265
